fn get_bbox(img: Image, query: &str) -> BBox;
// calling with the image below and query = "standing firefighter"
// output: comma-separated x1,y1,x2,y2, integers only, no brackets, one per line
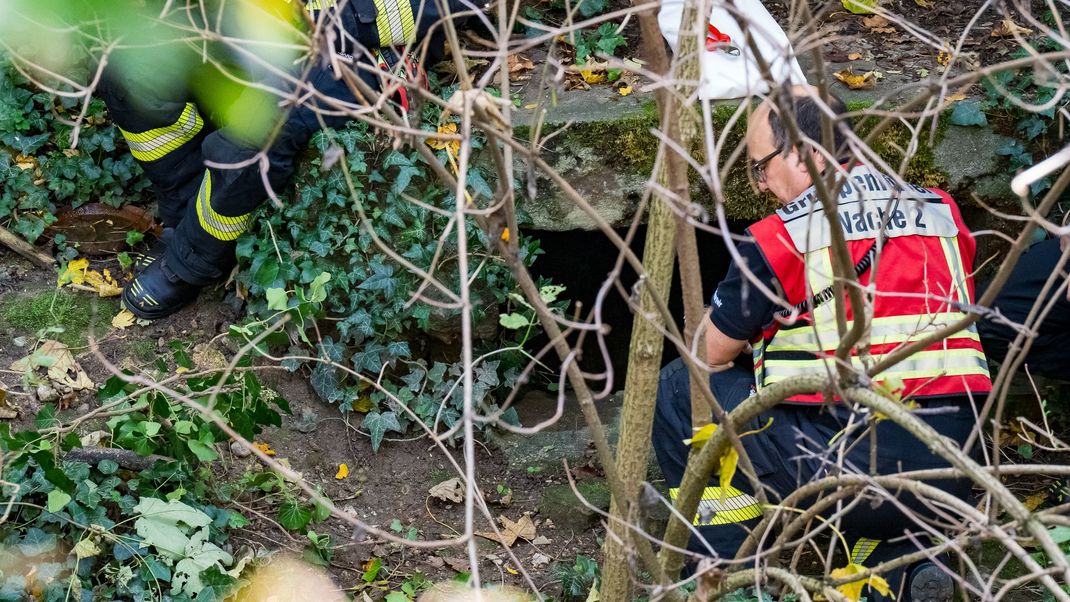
652,92,991,602
98,0,462,319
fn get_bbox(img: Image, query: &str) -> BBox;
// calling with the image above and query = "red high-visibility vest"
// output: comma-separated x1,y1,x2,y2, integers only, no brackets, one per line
747,165,992,404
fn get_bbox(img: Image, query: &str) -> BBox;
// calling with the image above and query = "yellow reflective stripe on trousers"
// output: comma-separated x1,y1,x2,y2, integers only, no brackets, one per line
119,103,204,162
373,0,415,47
768,313,982,352
763,347,990,383
851,538,881,565
668,487,762,526
194,171,253,241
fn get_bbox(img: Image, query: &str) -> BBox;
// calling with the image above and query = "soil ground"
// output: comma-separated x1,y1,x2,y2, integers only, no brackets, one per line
2,1,1070,597
0,246,607,598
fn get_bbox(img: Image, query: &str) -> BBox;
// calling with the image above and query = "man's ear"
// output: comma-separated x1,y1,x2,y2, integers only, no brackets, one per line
795,145,826,174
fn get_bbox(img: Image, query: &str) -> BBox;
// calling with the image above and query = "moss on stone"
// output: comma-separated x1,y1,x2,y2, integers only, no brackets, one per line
0,289,118,349
557,100,661,177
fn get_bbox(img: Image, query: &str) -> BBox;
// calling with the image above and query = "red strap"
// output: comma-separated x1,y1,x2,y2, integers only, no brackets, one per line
706,24,732,52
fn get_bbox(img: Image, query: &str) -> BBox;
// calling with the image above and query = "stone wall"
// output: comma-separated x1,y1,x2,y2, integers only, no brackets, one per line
504,85,1019,231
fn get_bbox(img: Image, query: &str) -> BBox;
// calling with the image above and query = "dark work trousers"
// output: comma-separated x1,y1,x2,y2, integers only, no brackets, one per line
96,51,377,286
978,237,1070,380
652,358,978,601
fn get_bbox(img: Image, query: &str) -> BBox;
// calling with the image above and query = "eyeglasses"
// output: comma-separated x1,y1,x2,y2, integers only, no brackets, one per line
750,149,779,183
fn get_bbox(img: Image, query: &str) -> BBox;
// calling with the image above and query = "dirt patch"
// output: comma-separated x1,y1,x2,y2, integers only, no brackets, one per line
0,247,604,596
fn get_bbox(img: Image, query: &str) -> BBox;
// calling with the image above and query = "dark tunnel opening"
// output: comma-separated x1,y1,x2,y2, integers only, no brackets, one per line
524,218,754,390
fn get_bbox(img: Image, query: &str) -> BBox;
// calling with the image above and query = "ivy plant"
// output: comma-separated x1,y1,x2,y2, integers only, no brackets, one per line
234,105,557,451
0,59,150,243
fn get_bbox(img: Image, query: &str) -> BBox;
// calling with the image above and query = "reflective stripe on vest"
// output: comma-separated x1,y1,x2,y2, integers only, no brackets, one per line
760,244,991,389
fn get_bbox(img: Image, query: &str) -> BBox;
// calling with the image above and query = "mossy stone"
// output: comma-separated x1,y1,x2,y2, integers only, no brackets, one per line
538,480,611,533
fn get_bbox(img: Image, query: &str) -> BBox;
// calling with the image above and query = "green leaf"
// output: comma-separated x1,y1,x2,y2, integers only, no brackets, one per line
188,439,219,462
133,497,213,559
35,404,58,429
46,489,71,513
307,271,332,303
362,557,383,583
125,230,145,246
255,258,280,287
97,459,119,475
1049,526,1070,544
949,100,988,127
363,411,403,452
278,500,313,531
265,288,288,311
499,313,530,329
385,592,411,602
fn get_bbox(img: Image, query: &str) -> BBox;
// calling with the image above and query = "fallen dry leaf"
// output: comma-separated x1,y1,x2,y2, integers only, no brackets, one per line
15,154,37,171
442,557,469,573
862,15,896,34
531,552,550,568
83,268,122,297
335,463,349,480
580,69,606,85
58,258,89,287
522,103,538,110
914,0,932,7
0,389,17,420
434,57,489,79
477,514,537,547
426,122,461,160
834,68,878,90
937,51,951,67
848,52,863,61
11,340,93,391
1023,492,1047,511
507,53,534,75
112,309,136,330
429,478,464,503
253,441,277,456
945,93,968,102
992,17,1033,38
617,85,633,97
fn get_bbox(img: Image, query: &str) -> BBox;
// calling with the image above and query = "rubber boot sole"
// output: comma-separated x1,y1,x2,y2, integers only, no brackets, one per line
910,564,955,602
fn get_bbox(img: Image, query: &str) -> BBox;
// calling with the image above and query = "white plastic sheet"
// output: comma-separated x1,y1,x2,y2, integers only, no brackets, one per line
658,0,807,99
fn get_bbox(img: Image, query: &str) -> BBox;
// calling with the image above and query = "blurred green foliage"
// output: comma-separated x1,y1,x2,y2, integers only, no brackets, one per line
0,59,150,242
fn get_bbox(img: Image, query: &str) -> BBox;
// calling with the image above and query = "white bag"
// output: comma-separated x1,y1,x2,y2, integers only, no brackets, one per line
659,0,807,99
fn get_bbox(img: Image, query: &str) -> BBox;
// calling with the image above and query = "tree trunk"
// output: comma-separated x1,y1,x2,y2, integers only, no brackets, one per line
599,0,704,594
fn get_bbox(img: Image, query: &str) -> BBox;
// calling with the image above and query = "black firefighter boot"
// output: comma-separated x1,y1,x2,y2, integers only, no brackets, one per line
130,227,174,274
122,255,202,320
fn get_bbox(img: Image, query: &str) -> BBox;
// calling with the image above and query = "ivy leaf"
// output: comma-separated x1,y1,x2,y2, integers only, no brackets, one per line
949,100,988,127
310,362,343,403
278,500,313,531
46,489,71,513
133,498,212,559
187,439,219,462
358,261,398,298
265,288,288,311
499,313,530,330
363,411,403,452
254,257,280,287
307,271,332,304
